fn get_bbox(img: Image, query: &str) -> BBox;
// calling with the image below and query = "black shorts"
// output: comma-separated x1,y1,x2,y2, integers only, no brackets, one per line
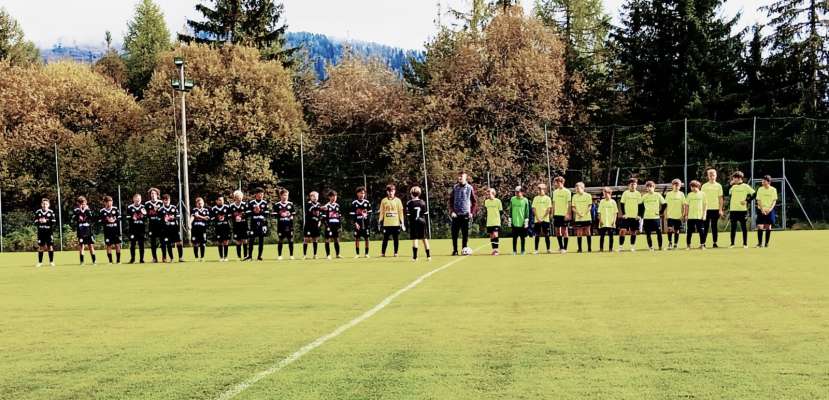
277,221,294,239
729,211,748,222
325,222,341,238
148,221,164,239
573,220,592,228
512,227,528,237
486,226,500,234
354,221,371,239
535,221,551,235
643,219,661,232
165,226,181,243
37,230,54,246
78,235,95,245
191,226,208,244
756,212,774,226
621,218,640,231
383,226,401,236
250,223,268,238
129,224,145,241
233,223,249,240
553,216,568,228
104,228,121,245
666,219,682,232
409,222,427,240
215,224,231,241
304,222,321,238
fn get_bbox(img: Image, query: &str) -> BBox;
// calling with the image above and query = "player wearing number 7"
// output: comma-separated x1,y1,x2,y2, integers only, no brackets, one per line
406,186,431,261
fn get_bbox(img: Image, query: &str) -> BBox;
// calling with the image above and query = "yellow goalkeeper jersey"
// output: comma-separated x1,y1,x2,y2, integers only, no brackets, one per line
379,197,405,227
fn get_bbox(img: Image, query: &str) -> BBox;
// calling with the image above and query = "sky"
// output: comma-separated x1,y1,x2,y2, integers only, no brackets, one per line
3,0,765,50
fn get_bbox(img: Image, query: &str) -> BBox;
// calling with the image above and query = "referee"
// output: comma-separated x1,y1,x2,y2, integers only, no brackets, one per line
448,171,478,255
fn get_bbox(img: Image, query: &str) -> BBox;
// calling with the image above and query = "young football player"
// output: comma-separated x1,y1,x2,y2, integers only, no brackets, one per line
570,182,594,253
321,190,342,259
73,196,96,265
664,179,685,250
247,188,270,261
100,196,122,264
229,190,249,260
531,183,552,254
145,188,164,263
728,171,755,248
34,198,57,267
484,188,504,255
212,196,232,262
684,180,708,250
190,197,210,262
701,168,724,248
126,194,146,263
619,178,642,251
755,175,777,248
597,187,618,252
509,186,530,255
303,191,322,259
350,187,372,258
552,176,572,253
406,186,431,261
274,189,296,260
160,194,184,262
379,184,405,257
641,181,666,251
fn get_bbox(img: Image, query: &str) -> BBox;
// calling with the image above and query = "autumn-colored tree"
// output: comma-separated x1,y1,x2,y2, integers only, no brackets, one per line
0,7,39,66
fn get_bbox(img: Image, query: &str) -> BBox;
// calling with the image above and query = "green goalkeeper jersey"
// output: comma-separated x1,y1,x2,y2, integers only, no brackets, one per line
509,196,530,228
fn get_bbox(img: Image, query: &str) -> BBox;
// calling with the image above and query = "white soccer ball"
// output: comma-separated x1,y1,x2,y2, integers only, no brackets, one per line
461,247,473,256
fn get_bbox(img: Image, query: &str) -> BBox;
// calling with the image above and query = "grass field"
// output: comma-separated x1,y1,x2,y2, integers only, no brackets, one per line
1,231,827,400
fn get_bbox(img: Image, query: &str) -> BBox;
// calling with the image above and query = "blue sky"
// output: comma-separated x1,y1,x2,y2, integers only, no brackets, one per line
3,0,765,50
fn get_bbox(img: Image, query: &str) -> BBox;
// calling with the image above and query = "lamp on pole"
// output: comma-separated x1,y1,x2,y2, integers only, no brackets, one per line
171,57,195,242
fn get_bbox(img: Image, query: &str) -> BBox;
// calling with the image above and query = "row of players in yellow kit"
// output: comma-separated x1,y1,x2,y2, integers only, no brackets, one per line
481,170,779,255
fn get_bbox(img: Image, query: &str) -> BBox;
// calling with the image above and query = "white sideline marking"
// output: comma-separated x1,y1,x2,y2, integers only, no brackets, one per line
215,246,484,400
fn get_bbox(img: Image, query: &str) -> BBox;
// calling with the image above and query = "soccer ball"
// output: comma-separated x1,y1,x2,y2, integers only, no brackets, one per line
461,247,473,256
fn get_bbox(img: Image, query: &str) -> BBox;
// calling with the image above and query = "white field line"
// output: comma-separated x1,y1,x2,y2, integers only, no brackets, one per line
215,245,485,400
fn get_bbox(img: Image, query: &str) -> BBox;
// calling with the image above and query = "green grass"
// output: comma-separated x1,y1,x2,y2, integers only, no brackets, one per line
1,231,827,399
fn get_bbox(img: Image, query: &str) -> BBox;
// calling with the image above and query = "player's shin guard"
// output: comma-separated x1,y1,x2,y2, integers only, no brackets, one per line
151,238,158,261
38,251,43,263
586,235,592,252
563,237,569,250
49,251,54,262
107,253,113,263
577,237,583,252
413,247,418,260
236,244,242,259
116,251,121,263
512,235,518,253
334,241,340,256
257,239,264,259
764,229,771,247
393,235,399,254
381,235,389,255
545,236,551,251
80,254,84,264
325,242,331,257
534,236,540,251
288,242,294,256
193,245,199,259
313,242,318,256
656,229,663,249
303,242,308,256
177,244,183,260
278,241,283,257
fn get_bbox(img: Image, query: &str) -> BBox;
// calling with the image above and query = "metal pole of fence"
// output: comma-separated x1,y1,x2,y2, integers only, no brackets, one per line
178,63,192,244
487,171,491,189
614,168,620,187
0,186,4,253
544,124,553,189
176,136,184,241
684,118,688,194
750,117,757,183
54,143,64,251
420,129,432,239
785,177,814,229
781,158,787,229
607,127,615,186
300,131,306,228
117,185,123,238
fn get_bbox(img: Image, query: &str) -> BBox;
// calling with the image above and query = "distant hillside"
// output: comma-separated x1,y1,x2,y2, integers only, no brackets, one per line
39,32,422,79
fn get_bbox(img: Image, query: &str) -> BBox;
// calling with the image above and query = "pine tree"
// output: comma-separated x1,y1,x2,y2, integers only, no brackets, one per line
0,7,39,66
123,0,171,97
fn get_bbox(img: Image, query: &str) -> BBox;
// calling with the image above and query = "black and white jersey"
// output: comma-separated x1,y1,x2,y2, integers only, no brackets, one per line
159,204,179,227
406,199,429,226
99,207,120,229
248,199,270,226
305,201,321,224
127,203,146,226
211,204,231,227
34,209,56,232
145,199,163,223
350,199,372,224
72,206,95,231
229,201,248,225
274,201,296,222
321,202,342,224
191,207,211,228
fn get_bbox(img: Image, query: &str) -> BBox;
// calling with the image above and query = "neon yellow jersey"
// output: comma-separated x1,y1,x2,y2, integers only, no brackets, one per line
701,181,723,210
620,190,642,218
571,192,593,222
685,191,707,220
379,197,404,227
484,198,503,227
756,186,778,210
552,188,572,216
597,199,618,228
531,195,551,222
641,192,666,220
729,183,755,212
664,190,686,220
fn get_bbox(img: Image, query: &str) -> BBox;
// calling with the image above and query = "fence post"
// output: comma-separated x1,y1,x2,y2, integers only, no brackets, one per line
300,130,306,228
684,118,688,194
781,158,787,229
176,136,184,242
55,143,64,251
421,129,432,240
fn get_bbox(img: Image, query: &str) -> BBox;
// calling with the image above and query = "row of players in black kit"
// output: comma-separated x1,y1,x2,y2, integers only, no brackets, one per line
34,185,431,266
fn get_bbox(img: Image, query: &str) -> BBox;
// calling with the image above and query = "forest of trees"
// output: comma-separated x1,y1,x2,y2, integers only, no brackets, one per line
0,0,827,246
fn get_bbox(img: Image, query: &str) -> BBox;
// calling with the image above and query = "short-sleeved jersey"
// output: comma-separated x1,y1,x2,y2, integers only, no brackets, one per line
484,198,503,227
72,206,95,230
531,194,552,222
597,198,618,228
701,181,723,210
144,199,163,223
641,192,666,220
191,207,211,228
406,198,428,226
160,204,179,227
127,203,146,225
756,186,778,210
620,190,642,218
509,196,530,228
228,201,248,224
729,183,755,212
247,199,270,225
321,202,341,224
305,201,321,224
100,207,120,229
379,197,405,227
211,204,231,226
552,188,572,217
685,191,707,220
274,201,296,222
571,192,593,222
35,209,57,232
664,190,686,220
350,199,372,224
